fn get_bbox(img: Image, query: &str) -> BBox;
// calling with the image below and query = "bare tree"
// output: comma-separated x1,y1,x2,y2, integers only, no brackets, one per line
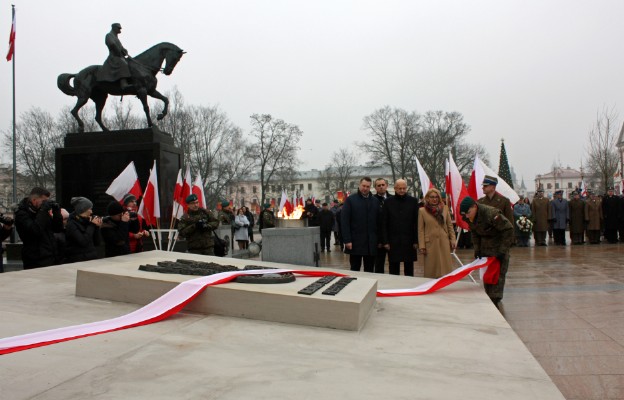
360,106,416,183
249,114,303,203
3,107,64,190
411,111,470,189
57,105,99,133
586,106,620,191
104,100,142,130
328,148,359,194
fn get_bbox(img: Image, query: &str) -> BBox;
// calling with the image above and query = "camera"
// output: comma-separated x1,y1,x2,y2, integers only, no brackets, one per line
128,211,138,219
0,213,13,225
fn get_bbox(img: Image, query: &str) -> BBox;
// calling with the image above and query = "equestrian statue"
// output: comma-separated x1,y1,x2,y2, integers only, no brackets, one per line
57,23,185,133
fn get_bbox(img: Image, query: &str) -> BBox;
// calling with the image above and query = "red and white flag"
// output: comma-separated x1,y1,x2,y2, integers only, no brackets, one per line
105,161,142,203
192,175,206,209
6,7,15,62
468,155,519,204
278,190,287,213
580,180,587,197
138,160,160,225
448,153,470,230
415,156,434,198
172,169,185,219
181,166,192,210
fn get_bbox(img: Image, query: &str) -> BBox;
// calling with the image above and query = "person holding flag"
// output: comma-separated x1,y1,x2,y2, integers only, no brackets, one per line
459,197,514,308
178,194,219,255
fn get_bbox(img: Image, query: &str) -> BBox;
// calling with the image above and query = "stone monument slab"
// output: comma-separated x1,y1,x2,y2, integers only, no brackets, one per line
75,251,376,331
261,226,320,266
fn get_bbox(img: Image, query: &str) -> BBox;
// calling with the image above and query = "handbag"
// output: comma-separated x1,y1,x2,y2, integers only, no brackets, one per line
213,231,227,257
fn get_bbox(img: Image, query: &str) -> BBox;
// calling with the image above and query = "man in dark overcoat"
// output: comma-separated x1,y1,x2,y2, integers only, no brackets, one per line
341,177,379,272
373,178,391,274
602,187,619,243
380,179,418,276
568,191,585,245
530,188,551,246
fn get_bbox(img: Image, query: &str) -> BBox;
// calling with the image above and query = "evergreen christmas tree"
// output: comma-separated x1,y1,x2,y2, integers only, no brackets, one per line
498,139,514,189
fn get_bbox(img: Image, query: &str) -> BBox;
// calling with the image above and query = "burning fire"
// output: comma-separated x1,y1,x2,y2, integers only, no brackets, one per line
278,205,304,219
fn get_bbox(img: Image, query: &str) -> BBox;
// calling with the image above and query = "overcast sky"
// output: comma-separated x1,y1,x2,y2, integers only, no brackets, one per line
1,0,623,189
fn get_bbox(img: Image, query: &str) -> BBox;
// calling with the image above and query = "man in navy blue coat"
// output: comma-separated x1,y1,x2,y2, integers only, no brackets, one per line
340,177,380,272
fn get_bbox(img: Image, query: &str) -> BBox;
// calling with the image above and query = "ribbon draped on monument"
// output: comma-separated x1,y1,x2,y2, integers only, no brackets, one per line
0,258,498,356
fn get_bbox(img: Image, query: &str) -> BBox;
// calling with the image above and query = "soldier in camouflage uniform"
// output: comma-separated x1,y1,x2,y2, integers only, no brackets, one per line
460,196,514,307
178,194,220,255
258,203,275,233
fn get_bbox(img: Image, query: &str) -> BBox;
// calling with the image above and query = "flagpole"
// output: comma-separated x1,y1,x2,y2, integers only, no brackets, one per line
10,4,17,244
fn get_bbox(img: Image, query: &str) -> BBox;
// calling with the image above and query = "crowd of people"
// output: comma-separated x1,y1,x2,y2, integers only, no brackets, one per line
514,186,624,246
11,178,621,307
12,187,151,269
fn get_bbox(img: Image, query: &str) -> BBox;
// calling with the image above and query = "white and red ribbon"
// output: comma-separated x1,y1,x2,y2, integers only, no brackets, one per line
0,258,498,356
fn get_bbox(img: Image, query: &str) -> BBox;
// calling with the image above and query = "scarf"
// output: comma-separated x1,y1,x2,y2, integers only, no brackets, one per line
425,203,444,226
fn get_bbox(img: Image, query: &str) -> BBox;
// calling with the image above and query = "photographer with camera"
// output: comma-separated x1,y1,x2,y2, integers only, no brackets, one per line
178,194,219,255
122,193,149,253
65,197,102,263
0,212,14,273
101,201,130,257
15,187,64,269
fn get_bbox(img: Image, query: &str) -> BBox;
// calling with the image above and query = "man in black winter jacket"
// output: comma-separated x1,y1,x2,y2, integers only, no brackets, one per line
101,201,130,257
14,187,64,269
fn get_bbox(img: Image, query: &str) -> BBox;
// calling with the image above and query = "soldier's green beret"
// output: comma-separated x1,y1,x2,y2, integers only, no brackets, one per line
186,194,198,203
459,197,476,214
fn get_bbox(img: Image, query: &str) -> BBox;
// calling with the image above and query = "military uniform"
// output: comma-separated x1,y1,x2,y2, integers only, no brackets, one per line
530,196,551,245
568,198,585,244
259,209,275,232
467,204,514,305
178,208,220,255
478,192,514,228
584,197,602,244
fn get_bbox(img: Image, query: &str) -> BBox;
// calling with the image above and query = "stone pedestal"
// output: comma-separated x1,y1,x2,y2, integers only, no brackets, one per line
262,226,320,266
55,127,182,217
75,251,377,331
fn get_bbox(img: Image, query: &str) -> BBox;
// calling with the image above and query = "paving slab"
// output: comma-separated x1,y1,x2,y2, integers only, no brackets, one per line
0,250,565,400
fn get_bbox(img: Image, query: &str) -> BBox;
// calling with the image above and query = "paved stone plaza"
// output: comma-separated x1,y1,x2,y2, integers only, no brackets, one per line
319,241,624,400
0,239,621,399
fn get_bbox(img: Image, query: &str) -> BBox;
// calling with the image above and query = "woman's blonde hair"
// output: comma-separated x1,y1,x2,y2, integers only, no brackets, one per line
424,188,442,202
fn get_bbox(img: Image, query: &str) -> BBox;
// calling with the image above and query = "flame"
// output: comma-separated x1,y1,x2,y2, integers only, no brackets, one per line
278,205,304,219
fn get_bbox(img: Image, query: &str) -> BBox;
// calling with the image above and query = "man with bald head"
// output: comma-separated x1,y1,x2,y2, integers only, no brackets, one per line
380,179,419,276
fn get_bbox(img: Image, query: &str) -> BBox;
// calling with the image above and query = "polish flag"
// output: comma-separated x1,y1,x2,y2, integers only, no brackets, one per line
415,156,434,198
138,161,160,226
172,169,185,219
444,159,452,203
105,161,142,203
6,7,15,62
180,166,192,210
448,153,470,230
580,180,587,197
192,175,206,209
468,155,519,203
298,194,305,208
278,190,287,213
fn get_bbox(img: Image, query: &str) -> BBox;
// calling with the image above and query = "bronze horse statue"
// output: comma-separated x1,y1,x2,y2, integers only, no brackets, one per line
58,42,185,133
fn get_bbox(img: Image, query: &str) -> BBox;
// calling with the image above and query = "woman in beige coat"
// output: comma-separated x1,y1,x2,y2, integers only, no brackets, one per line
418,188,456,278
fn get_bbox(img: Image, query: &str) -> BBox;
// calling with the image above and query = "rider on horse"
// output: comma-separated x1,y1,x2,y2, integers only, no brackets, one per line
97,23,133,90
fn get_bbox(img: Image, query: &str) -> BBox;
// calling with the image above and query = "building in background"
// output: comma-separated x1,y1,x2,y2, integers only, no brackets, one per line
534,166,590,198
226,165,396,213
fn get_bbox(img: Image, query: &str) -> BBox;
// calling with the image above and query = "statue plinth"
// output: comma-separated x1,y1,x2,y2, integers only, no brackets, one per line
55,127,182,218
